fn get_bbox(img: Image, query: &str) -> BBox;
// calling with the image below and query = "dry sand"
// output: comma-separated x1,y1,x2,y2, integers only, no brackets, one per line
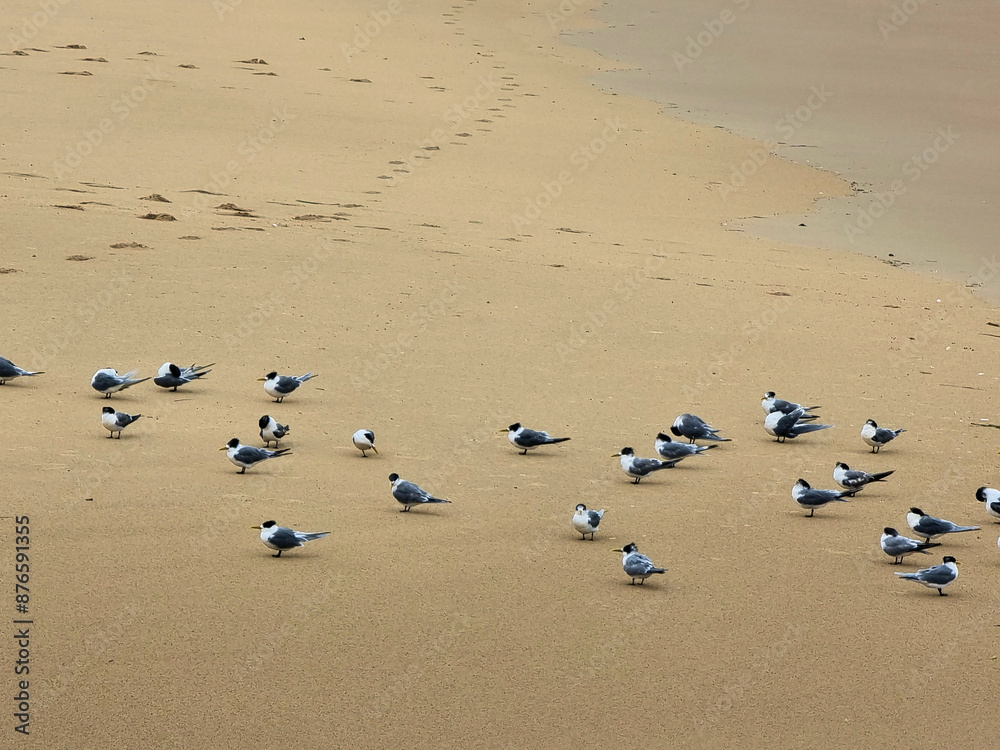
2,0,999,747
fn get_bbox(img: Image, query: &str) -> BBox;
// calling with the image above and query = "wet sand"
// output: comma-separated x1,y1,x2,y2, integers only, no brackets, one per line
2,0,1000,748
564,0,1000,300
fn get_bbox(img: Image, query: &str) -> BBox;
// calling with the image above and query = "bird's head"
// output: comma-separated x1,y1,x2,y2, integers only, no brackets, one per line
943,556,958,565
655,433,672,443
612,542,638,555
102,406,115,414
251,520,277,530
975,487,992,502
763,391,775,399
575,503,587,512
795,478,811,489
221,438,240,451
258,371,278,382
865,419,878,427
835,462,849,470
388,473,400,483
883,527,898,536
259,415,271,429
168,363,181,377
613,447,634,457
909,507,924,515
504,423,521,433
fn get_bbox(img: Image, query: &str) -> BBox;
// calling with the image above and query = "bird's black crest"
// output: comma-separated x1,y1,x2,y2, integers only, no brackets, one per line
102,406,115,414
507,423,521,431
169,363,181,377
261,520,277,528
942,556,956,563
259,415,271,429
227,438,240,448
388,473,399,482
265,371,278,379
883,527,897,536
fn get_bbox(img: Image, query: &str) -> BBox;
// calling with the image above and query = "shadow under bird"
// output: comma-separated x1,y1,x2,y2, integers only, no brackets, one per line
894,556,959,596
792,479,850,517
389,473,451,512
880,527,941,564
765,407,833,443
833,462,894,496
352,429,377,456
501,423,570,454
670,413,730,444
761,391,821,418
91,368,150,398
0,356,43,385
612,542,667,585
259,371,316,402
221,438,291,474
101,406,141,439
861,419,905,453
655,432,716,465
259,415,290,448
154,362,213,391
906,507,980,543
251,520,330,558
976,487,1000,522
573,504,605,540
613,447,672,484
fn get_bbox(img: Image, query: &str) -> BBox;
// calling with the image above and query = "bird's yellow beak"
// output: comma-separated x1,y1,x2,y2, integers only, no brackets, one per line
612,548,623,553
371,445,379,454
497,428,508,434
219,446,228,451
611,452,621,457
257,377,267,381
251,525,261,530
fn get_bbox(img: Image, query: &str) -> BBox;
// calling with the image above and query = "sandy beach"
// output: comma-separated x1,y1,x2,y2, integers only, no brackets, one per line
565,0,1000,301
2,0,999,747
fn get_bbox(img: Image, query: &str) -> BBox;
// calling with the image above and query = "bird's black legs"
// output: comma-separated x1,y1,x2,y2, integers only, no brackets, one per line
105,393,111,398
521,449,527,455
633,478,641,484
172,386,178,392
809,509,815,517
938,589,946,596
107,434,113,439
638,579,645,585
273,551,282,558
240,467,246,474
872,446,879,453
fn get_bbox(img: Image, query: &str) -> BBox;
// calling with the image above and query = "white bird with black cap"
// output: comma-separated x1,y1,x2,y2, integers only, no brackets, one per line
251,520,329,558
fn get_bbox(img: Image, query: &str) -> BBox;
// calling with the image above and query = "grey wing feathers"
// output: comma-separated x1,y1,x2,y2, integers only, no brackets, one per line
586,510,603,527
915,565,955,585
633,457,669,474
269,528,304,548
883,537,918,556
625,554,665,576
297,531,331,543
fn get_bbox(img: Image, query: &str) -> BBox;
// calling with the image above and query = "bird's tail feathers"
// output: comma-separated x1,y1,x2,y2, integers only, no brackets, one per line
871,470,895,481
796,423,833,434
703,435,732,442
953,525,981,533
299,372,317,382
303,532,331,541
429,498,451,504
546,437,571,444
917,542,941,553
272,449,293,458
894,572,918,580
